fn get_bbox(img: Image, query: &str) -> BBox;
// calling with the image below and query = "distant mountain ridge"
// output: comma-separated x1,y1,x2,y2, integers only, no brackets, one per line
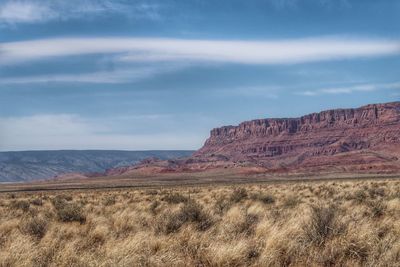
3,102,400,183
103,102,400,176
0,150,193,182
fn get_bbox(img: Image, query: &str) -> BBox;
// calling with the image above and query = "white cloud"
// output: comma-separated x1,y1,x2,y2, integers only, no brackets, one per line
267,0,298,9
297,81,400,96
218,86,279,99
1,36,399,66
265,0,352,10
0,0,160,25
0,65,186,84
0,1,54,24
0,114,202,151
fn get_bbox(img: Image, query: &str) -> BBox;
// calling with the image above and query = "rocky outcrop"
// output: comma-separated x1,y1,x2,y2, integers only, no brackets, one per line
193,102,400,171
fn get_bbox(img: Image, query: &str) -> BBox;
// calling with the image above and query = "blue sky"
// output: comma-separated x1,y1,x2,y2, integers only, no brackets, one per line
0,0,399,151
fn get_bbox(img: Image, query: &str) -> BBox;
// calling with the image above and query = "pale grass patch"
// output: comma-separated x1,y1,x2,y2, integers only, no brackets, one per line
207,240,251,266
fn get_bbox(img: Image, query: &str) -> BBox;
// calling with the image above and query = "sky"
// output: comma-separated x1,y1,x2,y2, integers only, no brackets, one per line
0,0,399,151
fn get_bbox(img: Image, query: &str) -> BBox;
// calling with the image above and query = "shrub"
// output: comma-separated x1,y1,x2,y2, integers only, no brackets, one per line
282,196,300,208
51,195,67,209
149,200,160,215
52,199,86,224
158,211,185,234
11,200,30,212
181,201,213,231
161,193,189,204
246,248,260,262
19,216,48,239
62,195,73,201
214,196,231,215
157,200,212,234
235,212,259,235
103,195,116,206
196,214,213,231
51,194,73,206
369,200,386,218
246,242,263,263
180,201,203,222
146,189,159,195
30,198,43,206
367,187,385,198
389,189,400,200
57,204,86,223
353,190,367,203
303,204,338,246
251,193,276,204
230,188,248,203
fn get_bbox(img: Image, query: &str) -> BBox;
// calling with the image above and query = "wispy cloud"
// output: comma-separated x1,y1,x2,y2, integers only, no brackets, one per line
0,114,202,151
1,36,399,65
267,0,298,9
218,86,279,99
0,65,186,84
0,0,161,25
391,92,400,97
0,1,55,24
266,0,352,10
297,82,400,96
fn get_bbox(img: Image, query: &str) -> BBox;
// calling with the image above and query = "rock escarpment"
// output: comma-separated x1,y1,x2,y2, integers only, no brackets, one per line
193,102,400,171
61,102,400,178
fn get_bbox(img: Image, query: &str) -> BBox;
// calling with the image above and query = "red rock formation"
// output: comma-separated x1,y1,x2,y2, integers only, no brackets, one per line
193,102,400,171
91,102,400,177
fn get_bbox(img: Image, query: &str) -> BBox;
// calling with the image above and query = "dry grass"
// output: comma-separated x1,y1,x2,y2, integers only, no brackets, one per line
1,179,400,266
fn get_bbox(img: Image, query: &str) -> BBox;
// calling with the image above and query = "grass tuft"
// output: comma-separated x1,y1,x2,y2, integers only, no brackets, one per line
19,216,48,240
303,204,338,246
161,193,189,204
230,188,248,203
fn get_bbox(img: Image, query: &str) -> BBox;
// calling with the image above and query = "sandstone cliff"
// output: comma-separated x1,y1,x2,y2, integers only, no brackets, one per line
55,102,400,178
192,102,400,172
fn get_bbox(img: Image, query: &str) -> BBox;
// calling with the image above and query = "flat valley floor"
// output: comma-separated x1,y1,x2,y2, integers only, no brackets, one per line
1,176,400,266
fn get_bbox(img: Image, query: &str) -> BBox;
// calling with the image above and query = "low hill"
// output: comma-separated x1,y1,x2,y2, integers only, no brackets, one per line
0,150,193,182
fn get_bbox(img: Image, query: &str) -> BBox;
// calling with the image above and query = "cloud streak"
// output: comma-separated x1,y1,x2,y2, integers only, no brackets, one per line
297,82,400,96
0,0,160,25
1,36,399,65
0,1,54,24
0,65,186,84
266,0,352,10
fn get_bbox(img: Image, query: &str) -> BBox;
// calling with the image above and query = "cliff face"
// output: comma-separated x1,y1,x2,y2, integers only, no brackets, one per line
55,102,400,178
194,102,400,170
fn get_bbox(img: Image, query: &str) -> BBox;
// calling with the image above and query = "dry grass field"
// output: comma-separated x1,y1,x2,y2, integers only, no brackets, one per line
1,179,400,266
